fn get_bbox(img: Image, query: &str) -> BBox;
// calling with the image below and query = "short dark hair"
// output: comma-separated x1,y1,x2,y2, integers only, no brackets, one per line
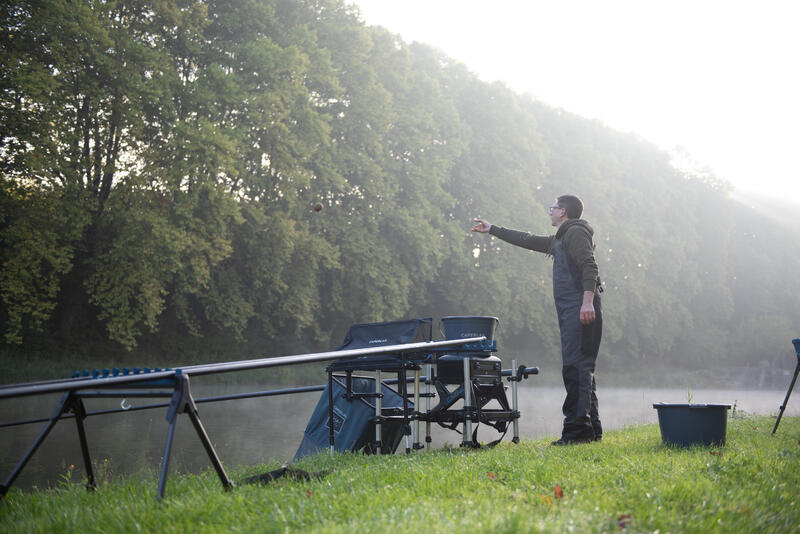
557,195,583,219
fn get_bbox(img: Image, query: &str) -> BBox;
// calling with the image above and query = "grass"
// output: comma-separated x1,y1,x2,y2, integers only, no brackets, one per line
1,415,799,533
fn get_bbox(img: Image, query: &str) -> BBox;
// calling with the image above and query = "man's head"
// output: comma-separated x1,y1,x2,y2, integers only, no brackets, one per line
548,195,583,227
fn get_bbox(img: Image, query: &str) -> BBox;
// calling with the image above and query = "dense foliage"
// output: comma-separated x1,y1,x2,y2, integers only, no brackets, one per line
1,0,798,376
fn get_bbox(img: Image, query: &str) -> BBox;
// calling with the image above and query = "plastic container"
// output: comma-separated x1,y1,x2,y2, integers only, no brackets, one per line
440,316,499,341
653,403,731,447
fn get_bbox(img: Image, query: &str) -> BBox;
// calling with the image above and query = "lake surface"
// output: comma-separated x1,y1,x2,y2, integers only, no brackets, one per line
1,382,796,491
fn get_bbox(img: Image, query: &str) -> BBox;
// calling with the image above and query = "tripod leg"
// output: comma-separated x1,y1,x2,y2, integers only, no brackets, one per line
157,414,177,499
72,397,96,490
1,392,71,498
186,409,233,490
772,360,800,435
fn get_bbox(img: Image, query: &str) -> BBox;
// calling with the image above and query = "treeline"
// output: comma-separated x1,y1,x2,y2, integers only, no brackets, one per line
1,0,798,375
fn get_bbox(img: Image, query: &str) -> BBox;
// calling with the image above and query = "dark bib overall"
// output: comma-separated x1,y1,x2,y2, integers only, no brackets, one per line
552,237,603,440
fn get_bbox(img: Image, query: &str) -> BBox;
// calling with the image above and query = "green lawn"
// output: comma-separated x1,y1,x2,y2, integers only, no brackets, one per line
1,415,798,533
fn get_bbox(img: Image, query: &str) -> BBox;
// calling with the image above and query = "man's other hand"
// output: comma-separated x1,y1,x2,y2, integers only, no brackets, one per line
580,303,596,325
580,291,596,325
472,218,491,233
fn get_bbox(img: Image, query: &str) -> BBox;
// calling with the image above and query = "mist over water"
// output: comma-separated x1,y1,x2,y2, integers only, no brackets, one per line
1,382,796,492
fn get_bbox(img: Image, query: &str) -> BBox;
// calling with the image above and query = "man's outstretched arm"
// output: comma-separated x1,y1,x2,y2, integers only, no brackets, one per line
472,218,553,253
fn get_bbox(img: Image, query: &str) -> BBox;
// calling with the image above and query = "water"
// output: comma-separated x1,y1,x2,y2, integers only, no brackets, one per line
1,382,795,491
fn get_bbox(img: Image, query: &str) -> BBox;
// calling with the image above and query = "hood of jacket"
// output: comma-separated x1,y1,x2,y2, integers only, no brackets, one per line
555,218,594,240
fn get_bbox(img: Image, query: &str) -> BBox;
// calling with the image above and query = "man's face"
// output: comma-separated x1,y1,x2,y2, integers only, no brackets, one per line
548,199,567,226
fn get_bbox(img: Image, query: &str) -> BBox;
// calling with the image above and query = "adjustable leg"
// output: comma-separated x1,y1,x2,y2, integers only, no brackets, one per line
462,358,473,447
399,367,410,454
328,371,335,453
345,371,353,401
71,397,96,490
425,363,432,450
375,370,382,455
511,358,520,444
186,409,233,491
413,369,421,451
1,392,72,498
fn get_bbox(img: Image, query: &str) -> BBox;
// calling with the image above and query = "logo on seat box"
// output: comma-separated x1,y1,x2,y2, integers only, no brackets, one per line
326,406,347,433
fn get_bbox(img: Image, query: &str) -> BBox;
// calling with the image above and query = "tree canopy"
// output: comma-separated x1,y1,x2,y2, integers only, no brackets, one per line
2,0,798,378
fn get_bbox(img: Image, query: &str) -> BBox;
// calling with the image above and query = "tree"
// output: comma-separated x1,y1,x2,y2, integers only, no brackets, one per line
0,0,334,349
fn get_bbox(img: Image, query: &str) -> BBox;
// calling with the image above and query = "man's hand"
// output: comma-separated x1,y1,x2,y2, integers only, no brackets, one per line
580,291,596,325
471,218,492,233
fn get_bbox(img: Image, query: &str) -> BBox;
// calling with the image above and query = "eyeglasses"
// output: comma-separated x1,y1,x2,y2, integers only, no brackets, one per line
548,205,565,214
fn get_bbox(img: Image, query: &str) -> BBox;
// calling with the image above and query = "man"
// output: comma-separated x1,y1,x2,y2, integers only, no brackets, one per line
472,195,603,445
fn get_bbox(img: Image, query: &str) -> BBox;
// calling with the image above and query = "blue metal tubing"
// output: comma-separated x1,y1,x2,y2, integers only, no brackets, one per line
0,337,488,400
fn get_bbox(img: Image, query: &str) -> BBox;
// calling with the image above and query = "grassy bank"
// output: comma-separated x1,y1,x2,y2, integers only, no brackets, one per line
1,415,798,533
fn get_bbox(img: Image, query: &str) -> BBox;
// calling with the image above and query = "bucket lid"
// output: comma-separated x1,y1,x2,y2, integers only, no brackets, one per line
652,403,731,409
440,315,499,321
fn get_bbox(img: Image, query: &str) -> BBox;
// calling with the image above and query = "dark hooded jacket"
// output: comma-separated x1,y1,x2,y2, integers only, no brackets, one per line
489,219,599,292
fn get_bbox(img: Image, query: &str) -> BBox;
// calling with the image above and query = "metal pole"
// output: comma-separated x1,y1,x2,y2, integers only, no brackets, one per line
462,357,472,447
0,337,486,400
400,367,410,454
1,384,340,430
375,370,382,455
180,337,485,377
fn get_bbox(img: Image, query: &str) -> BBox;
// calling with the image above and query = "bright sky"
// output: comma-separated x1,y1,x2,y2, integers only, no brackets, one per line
351,0,800,205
